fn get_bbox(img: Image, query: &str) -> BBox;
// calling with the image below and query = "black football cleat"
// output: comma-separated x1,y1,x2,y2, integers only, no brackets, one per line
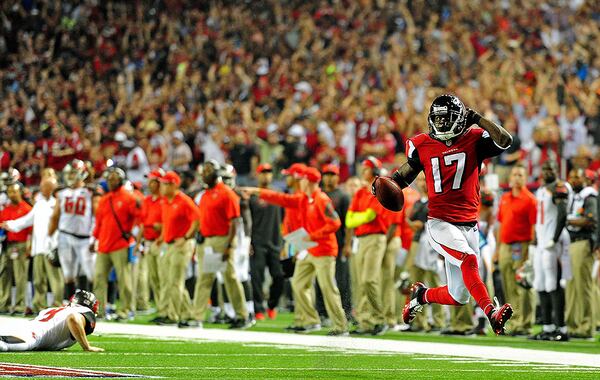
402,282,427,324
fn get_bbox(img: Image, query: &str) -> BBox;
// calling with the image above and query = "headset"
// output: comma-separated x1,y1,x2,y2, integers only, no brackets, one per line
104,166,127,186
364,156,381,176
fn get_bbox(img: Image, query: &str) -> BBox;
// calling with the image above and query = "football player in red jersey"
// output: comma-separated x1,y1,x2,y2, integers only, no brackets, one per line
373,94,514,335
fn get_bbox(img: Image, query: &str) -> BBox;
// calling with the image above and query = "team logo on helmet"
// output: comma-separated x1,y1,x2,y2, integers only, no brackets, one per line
70,289,99,314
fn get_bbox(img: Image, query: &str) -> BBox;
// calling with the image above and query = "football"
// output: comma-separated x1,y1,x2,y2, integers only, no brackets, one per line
373,176,404,211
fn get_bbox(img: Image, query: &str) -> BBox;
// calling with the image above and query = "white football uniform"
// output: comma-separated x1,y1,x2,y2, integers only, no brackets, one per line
56,187,95,281
426,218,481,304
0,305,96,351
533,183,573,292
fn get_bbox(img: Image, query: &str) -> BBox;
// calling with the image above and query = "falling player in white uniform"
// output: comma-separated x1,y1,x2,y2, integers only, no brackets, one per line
0,290,103,352
49,159,97,299
530,160,572,341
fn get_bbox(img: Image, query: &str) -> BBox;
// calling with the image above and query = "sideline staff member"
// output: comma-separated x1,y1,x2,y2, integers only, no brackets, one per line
193,161,250,329
158,171,200,327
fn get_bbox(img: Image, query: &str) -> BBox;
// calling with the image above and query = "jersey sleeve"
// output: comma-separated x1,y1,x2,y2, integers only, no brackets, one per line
475,129,509,160
405,139,424,171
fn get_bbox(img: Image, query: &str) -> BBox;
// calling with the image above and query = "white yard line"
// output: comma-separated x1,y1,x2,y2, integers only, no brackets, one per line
1,316,599,368
84,367,600,373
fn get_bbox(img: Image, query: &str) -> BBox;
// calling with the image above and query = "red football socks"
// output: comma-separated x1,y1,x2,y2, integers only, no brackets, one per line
460,254,494,315
423,286,461,306
423,255,494,315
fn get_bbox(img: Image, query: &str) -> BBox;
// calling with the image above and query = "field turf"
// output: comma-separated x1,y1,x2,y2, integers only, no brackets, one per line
2,311,600,378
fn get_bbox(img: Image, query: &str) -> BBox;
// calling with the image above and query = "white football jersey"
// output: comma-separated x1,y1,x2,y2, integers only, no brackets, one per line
31,305,96,351
535,182,573,245
0,192,8,211
57,187,94,236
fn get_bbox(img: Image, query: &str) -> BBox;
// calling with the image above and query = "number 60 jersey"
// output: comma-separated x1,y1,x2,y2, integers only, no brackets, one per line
406,127,507,224
57,187,94,237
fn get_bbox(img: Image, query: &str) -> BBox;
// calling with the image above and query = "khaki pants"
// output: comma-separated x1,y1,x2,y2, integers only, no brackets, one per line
292,254,347,331
193,236,247,321
93,248,133,318
0,249,13,311
382,237,399,325
145,241,162,314
356,234,386,330
410,265,444,331
7,242,29,312
566,240,594,336
159,239,194,322
450,301,473,332
134,251,150,311
32,255,64,312
498,242,534,332
592,276,600,331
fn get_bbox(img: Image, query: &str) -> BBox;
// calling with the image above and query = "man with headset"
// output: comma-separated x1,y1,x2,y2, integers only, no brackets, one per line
92,167,140,320
192,160,251,329
346,156,391,335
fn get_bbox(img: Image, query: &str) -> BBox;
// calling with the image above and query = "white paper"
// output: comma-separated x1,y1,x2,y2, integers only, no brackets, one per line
283,228,317,252
296,250,308,261
235,236,251,282
203,246,227,274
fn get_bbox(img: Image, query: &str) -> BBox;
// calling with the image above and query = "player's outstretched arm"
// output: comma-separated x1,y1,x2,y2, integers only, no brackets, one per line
66,313,104,352
390,162,421,189
467,109,513,149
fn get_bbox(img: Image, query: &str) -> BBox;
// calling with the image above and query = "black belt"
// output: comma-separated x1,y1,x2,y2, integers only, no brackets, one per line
59,230,90,239
451,221,477,228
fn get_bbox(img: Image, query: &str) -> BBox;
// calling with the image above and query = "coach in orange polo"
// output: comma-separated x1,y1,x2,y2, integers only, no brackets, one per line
138,169,165,322
193,160,250,329
495,164,537,335
0,182,32,314
242,167,347,335
157,171,200,327
346,156,389,335
93,167,139,319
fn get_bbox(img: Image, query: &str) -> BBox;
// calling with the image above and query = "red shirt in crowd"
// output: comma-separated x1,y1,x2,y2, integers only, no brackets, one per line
199,182,240,237
1,201,32,242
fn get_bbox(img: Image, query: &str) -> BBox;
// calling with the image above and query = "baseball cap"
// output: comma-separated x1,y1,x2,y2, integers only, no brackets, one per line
172,130,184,141
256,163,273,174
145,168,165,180
361,156,383,170
281,163,307,177
321,163,340,176
159,171,181,186
301,167,322,183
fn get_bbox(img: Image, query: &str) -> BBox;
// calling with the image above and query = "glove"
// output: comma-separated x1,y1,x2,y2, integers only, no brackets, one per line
544,240,555,249
371,179,378,196
465,108,482,126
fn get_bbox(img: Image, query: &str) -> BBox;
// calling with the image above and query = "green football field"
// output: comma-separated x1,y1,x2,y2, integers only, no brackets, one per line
1,312,600,379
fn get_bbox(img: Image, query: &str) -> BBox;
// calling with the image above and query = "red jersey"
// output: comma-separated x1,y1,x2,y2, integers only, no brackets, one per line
406,127,505,223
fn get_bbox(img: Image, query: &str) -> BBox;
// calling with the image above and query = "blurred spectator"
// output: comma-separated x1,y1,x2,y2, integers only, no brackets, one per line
168,131,193,172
